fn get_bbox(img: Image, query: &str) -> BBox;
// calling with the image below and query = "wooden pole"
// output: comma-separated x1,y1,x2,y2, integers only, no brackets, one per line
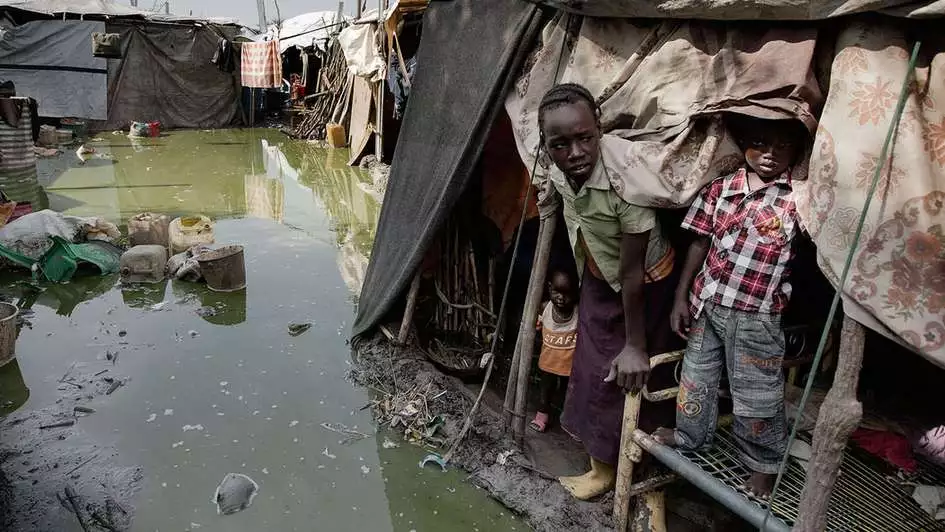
511,214,557,440
373,0,384,161
397,271,421,345
794,315,866,532
502,329,524,427
615,392,644,530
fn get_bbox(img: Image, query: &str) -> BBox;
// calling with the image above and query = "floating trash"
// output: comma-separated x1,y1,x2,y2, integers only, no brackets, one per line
146,413,157,423
381,438,400,449
287,322,312,337
419,453,447,472
212,473,259,515
322,447,336,460
182,424,204,432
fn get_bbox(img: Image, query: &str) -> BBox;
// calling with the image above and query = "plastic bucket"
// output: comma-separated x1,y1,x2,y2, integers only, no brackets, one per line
197,246,246,292
0,302,19,368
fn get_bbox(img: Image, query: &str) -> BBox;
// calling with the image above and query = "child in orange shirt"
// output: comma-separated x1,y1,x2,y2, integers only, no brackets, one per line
529,270,578,433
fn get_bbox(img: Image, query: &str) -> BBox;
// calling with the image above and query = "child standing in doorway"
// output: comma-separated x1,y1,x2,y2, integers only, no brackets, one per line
529,270,578,433
654,116,807,499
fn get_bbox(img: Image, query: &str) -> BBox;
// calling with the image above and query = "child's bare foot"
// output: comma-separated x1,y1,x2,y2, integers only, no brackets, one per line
746,471,776,499
652,427,677,447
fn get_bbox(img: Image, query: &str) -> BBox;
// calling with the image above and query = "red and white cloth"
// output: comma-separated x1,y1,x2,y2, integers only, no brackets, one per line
682,167,799,319
241,40,282,89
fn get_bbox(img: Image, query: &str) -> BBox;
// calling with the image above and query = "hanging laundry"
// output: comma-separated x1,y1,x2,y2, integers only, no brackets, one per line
240,40,282,89
387,52,417,120
851,428,918,473
211,38,236,73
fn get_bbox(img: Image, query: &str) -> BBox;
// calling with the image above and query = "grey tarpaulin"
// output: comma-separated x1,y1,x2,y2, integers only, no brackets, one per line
525,0,945,19
352,0,543,336
101,22,241,130
0,20,107,119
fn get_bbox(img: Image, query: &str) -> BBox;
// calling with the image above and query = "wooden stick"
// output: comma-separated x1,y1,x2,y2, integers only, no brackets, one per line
511,214,556,439
502,331,525,428
615,391,644,530
795,316,866,532
398,271,421,345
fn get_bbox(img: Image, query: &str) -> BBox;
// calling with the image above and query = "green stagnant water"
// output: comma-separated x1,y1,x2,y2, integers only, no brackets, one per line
0,129,523,531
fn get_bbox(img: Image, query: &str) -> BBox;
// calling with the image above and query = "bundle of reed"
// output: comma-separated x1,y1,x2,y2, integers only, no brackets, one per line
430,218,496,344
293,38,353,140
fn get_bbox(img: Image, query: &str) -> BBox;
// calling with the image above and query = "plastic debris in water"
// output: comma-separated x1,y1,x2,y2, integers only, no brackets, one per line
360,465,371,475
164,409,174,416
287,323,312,337
289,420,298,428
146,413,157,423
322,447,336,459
419,454,447,472
381,438,400,449
182,424,204,432
189,330,199,338
212,473,259,516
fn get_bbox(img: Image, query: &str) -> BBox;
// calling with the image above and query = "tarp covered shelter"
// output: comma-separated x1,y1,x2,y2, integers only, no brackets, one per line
528,0,945,19
353,0,945,374
0,0,244,129
352,0,543,336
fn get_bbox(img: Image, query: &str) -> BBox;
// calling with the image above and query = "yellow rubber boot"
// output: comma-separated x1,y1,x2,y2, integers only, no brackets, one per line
558,457,616,500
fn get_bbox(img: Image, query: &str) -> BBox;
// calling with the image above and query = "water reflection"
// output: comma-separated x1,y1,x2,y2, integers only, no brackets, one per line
260,139,380,297
171,280,247,326
121,280,169,309
0,358,29,415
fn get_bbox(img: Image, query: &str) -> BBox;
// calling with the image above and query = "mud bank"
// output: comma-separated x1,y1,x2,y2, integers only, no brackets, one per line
0,366,141,532
352,335,617,531
351,335,751,532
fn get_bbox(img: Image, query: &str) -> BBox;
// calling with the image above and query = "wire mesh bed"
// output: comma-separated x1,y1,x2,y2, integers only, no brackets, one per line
640,425,945,531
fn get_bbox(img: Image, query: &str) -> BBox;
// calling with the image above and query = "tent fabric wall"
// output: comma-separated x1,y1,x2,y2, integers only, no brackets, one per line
505,15,822,208
102,22,240,130
795,21,945,367
527,0,945,19
0,20,107,119
352,0,543,336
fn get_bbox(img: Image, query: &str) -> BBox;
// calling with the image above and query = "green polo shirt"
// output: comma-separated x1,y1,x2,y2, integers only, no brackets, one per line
550,152,672,292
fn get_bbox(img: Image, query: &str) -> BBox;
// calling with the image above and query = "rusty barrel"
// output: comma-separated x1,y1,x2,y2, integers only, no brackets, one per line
197,245,246,292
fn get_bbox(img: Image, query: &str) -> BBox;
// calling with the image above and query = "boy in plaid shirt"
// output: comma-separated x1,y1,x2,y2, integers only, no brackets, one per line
654,117,807,498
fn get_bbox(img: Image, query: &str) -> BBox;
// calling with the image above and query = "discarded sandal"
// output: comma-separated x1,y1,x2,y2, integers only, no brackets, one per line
529,411,550,433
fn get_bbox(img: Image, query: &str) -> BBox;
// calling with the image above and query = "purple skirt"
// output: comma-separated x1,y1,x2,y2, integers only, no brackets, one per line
561,266,683,465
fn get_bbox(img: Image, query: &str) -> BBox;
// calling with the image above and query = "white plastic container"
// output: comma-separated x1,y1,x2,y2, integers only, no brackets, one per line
168,215,215,255
129,212,171,248
120,245,168,284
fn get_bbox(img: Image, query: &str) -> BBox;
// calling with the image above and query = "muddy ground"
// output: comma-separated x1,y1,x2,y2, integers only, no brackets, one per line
1,364,141,532
351,334,749,532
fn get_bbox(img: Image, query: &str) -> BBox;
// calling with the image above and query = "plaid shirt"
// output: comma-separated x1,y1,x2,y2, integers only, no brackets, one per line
681,167,798,318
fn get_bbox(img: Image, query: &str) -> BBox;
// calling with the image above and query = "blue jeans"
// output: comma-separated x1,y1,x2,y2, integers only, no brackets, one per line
674,302,787,474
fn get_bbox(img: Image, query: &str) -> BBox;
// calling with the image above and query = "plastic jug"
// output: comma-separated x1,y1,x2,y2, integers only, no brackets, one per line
326,123,347,148
119,245,168,284
129,212,171,248
168,215,215,255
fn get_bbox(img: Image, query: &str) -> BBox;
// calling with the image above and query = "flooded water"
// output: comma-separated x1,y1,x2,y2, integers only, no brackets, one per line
0,130,523,531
